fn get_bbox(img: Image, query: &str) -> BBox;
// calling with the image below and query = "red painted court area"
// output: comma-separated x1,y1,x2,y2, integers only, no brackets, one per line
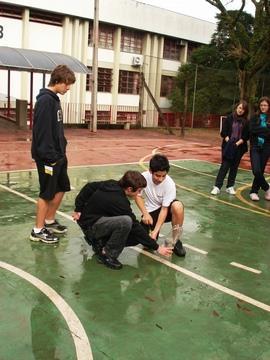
0,127,263,172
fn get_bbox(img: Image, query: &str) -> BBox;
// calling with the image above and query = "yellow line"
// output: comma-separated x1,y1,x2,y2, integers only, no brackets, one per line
236,183,270,214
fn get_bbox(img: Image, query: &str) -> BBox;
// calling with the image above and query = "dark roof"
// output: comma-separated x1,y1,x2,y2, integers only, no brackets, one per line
0,46,89,74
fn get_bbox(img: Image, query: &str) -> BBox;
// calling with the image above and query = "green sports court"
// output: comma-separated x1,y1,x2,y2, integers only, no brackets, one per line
1,135,270,359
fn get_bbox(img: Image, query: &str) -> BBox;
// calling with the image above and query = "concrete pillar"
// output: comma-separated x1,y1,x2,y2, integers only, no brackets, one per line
111,27,121,124
20,9,29,101
16,99,28,129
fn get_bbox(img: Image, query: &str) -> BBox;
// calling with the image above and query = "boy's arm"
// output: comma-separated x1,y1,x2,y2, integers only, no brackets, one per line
134,195,153,225
151,206,168,240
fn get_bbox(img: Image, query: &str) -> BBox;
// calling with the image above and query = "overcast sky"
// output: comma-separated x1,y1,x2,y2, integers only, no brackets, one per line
136,0,255,23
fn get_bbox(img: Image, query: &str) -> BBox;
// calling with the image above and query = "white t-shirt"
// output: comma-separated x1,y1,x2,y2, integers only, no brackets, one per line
141,171,176,212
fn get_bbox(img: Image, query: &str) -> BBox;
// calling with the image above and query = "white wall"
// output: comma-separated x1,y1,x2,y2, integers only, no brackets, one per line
117,94,139,106
28,23,62,52
0,17,22,46
4,0,215,44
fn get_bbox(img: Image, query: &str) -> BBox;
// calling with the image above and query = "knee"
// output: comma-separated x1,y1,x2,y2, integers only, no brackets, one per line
120,215,133,230
171,201,184,215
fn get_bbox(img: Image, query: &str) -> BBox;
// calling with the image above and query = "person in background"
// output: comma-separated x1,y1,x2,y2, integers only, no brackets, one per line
211,100,249,196
30,65,76,244
135,154,186,257
249,96,270,201
73,170,172,270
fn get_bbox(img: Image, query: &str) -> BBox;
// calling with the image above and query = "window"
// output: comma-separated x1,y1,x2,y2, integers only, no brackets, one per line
121,29,143,54
160,76,175,97
88,23,114,49
118,70,140,94
86,67,112,92
0,4,23,19
163,37,181,61
30,10,63,26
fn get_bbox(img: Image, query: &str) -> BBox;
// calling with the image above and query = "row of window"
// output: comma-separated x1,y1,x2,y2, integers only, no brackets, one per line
1,4,193,60
86,68,175,96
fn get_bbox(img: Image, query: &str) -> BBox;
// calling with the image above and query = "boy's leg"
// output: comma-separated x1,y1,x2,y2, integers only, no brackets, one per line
170,201,186,257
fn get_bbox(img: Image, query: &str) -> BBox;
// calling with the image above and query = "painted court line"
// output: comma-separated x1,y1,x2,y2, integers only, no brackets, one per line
183,243,208,255
0,184,73,221
230,262,262,274
131,247,270,313
170,162,248,185
0,261,93,360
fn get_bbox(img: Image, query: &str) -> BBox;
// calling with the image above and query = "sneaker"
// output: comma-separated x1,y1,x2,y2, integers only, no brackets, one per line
211,186,220,195
30,228,59,244
173,240,186,257
265,188,270,201
226,186,236,195
97,253,123,270
45,220,67,234
250,193,260,201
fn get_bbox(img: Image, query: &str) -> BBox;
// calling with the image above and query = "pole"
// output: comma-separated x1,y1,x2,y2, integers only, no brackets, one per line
90,0,99,132
191,64,198,129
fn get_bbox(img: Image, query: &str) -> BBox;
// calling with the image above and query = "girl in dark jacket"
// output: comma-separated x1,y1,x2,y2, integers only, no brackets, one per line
249,97,270,201
211,100,249,195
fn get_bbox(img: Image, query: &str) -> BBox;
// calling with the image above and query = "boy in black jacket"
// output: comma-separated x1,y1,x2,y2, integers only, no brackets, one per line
30,65,76,244
73,170,172,270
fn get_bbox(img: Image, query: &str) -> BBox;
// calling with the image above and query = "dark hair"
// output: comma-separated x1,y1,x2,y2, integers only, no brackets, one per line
118,170,147,191
149,154,170,173
234,100,249,118
257,96,270,115
48,65,76,86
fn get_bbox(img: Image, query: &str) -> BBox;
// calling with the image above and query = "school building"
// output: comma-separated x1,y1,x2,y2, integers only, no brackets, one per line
0,0,216,127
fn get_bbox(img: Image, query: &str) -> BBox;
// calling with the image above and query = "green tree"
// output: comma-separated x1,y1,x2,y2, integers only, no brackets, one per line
206,0,270,103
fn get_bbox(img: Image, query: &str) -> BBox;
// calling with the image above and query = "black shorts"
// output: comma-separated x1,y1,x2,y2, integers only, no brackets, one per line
36,157,70,200
140,200,177,235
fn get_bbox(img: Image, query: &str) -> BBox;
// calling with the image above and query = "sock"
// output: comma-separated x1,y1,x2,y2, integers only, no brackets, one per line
33,227,43,233
172,225,183,244
45,219,55,225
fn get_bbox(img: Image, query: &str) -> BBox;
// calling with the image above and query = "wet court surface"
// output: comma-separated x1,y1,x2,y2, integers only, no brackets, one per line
1,160,270,360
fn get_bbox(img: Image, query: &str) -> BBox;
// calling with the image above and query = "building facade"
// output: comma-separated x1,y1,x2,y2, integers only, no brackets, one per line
0,0,216,127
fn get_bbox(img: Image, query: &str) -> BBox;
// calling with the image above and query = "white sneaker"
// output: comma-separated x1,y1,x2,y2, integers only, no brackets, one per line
265,188,270,201
226,186,236,195
211,186,220,195
250,193,260,201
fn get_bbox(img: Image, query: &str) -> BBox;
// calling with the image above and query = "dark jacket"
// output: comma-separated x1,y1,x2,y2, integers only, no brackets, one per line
220,113,249,153
249,114,270,147
75,180,159,250
31,88,67,163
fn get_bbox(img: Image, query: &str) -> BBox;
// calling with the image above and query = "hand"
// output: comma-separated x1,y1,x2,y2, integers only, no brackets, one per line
150,230,159,240
157,245,173,257
142,213,153,225
72,211,81,221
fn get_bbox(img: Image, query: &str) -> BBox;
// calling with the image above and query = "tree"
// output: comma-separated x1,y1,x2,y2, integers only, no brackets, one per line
206,0,270,103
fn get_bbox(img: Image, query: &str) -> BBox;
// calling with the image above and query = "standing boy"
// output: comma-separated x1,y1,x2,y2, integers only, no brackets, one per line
135,154,186,256
30,65,76,244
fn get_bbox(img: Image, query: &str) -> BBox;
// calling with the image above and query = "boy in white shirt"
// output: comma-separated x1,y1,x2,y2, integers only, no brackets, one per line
135,154,186,256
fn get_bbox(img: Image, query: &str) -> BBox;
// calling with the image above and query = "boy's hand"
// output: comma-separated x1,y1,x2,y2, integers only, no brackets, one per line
72,212,81,221
157,245,173,257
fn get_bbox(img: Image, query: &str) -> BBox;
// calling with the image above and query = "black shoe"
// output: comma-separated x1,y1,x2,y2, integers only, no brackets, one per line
97,254,123,270
30,228,59,244
45,220,67,234
173,240,186,257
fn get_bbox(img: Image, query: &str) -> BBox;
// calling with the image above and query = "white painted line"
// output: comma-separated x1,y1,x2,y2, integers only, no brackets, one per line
0,261,93,360
230,262,262,274
131,247,270,312
183,243,208,255
0,184,73,221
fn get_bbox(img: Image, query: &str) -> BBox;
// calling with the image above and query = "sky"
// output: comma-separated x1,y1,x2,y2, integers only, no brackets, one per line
136,0,255,23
